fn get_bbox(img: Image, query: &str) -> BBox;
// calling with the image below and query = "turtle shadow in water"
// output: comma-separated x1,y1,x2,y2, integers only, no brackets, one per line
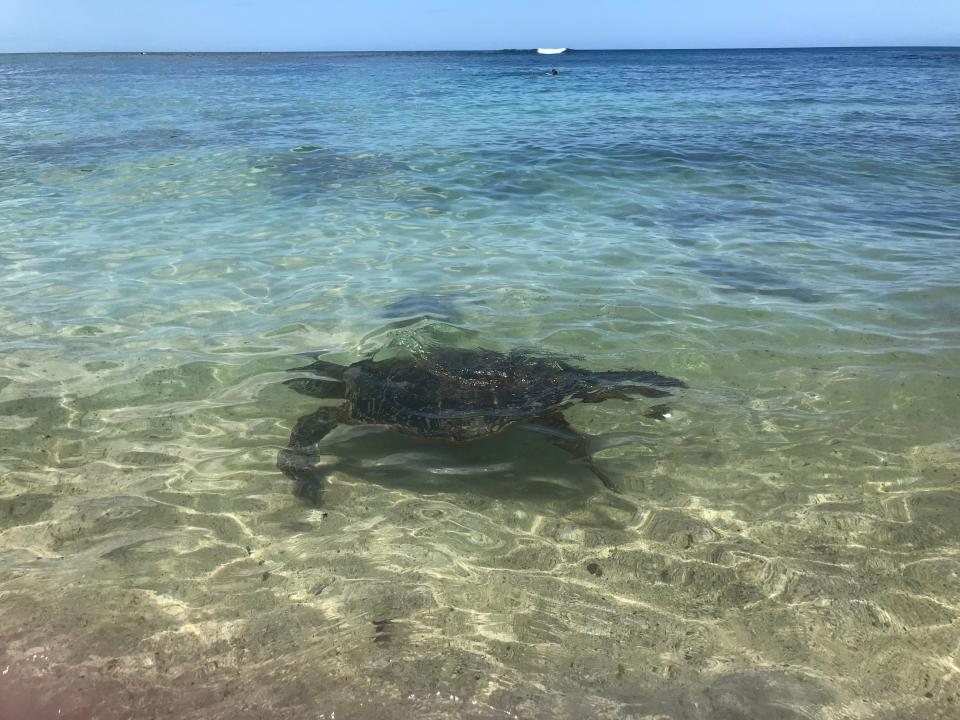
250,147,404,200
685,255,823,303
291,422,628,505
380,292,467,324
7,127,193,171
277,346,686,505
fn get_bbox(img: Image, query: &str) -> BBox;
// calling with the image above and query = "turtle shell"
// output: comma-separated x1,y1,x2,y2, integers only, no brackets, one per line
343,349,578,440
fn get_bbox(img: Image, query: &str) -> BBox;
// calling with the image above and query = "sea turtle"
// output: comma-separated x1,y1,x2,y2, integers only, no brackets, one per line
278,347,686,503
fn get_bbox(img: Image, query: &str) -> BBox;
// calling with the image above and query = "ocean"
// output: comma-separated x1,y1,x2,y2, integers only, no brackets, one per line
1,48,958,719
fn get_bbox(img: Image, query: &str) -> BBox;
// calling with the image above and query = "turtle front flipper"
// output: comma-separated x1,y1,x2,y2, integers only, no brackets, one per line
525,411,617,491
277,405,341,505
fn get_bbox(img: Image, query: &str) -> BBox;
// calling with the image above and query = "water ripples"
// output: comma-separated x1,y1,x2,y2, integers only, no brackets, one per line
1,48,959,718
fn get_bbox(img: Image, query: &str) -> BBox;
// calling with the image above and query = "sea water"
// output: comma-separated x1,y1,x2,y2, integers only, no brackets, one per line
0,48,959,718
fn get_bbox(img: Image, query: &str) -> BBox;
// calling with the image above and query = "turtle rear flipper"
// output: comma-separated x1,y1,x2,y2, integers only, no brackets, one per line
525,411,618,491
579,385,671,402
591,369,687,389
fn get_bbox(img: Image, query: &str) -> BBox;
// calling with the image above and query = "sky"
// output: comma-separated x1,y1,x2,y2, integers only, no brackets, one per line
2,0,959,53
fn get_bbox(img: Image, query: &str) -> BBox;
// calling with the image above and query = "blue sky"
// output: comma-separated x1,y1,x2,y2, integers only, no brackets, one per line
3,0,959,53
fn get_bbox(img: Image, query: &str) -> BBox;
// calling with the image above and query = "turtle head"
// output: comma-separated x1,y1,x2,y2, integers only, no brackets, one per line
283,377,346,399
284,355,349,398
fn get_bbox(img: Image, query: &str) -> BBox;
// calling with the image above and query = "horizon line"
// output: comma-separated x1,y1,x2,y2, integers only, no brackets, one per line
2,44,958,56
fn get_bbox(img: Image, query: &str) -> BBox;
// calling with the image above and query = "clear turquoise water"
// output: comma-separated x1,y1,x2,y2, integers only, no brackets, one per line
1,48,959,719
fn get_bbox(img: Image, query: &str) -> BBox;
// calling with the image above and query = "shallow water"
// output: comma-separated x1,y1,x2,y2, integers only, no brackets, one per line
1,48,959,719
